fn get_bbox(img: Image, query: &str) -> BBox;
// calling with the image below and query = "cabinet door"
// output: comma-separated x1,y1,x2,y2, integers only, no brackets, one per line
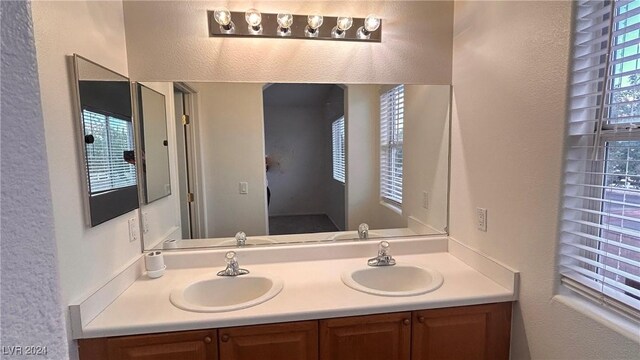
412,302,512,360
79,329,218,360
319,312,412,360
218,321,318,360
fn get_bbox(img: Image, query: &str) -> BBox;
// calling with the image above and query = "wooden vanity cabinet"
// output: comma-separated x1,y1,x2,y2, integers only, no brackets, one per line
411,302,512,360
319,312,411,360
218,321,318,360
78,329,218,360
78,303,512,360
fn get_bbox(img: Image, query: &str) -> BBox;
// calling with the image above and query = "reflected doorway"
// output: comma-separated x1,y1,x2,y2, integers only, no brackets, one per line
263,84,347,235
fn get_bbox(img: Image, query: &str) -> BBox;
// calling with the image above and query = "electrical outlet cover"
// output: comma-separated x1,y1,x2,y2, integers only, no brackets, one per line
476,208,487,232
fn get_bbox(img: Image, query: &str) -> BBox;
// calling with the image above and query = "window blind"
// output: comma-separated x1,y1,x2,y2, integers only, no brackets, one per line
332,117,345,183
562,0,640,319
83,109,137,194
380,85,404,207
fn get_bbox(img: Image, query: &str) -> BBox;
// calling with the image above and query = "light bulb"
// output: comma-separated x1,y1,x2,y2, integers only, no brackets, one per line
277,13,293,29
336,16,353,31
305,15,323,37
332,16,353,38
245,8,262,31
214,8,231,26
307,15,323,30
357,14,380,39
364,15,380,32
214,8,234,32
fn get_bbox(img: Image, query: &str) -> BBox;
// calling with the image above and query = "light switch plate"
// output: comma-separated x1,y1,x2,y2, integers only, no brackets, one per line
128,217,139,242
476,207,487,232
142,213,149,234
239,182,249,194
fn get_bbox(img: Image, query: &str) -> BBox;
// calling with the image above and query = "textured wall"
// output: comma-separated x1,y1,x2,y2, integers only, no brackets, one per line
450,1,639,358
122,1,453,84
0,1,69,358
30,1,140,358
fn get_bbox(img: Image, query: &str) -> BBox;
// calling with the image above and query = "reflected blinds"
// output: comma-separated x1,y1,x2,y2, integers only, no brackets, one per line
82,109,137,194
380,85,404,207
332,117,346,183
562,0,640,318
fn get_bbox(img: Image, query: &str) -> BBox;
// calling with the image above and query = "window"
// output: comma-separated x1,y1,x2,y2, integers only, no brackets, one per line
562,0,640,319
82,109,137,194
380,85,404,207
332,117,346,183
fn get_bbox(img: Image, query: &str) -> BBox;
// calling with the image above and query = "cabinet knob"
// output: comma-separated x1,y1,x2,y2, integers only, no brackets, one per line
221,334,230,342
403,318,410,326
204,336,212,343
418,316,425,323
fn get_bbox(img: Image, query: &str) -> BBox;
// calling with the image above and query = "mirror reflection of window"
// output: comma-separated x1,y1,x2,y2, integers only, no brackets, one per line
332,117,345,183
380,85,404,208
82,109,136,194
73,54,139,227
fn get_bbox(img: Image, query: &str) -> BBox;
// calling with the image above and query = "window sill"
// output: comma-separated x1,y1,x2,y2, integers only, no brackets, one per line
552,293,640,342
379,200,402,215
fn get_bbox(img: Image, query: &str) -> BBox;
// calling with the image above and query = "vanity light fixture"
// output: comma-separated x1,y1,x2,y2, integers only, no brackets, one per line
207,11,381,42
305,15,324,38
331,16,353,39
276,13,294,36
357,15,381,39
213,7,235,33
245,8,263,34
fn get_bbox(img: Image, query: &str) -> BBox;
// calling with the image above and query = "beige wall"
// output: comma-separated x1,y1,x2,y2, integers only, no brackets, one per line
346,85,450,233
451,1,639,358
122,1,453,84
138,82,182,249
190,83,268,237
404,85,450,233
346,85,406,230
31,1,138,358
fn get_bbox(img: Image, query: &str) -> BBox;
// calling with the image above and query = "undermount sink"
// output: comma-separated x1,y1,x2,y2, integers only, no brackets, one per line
328,231,382,241
170,274,283,313
217,237,275,246
341,265,444,297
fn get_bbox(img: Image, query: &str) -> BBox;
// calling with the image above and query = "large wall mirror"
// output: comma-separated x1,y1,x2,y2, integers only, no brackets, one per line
137,82,451,251
72,54,138,226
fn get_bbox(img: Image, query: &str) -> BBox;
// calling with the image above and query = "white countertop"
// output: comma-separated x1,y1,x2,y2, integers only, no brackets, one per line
80,248,515,338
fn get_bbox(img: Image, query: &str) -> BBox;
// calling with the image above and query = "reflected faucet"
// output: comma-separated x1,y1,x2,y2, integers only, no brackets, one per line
367,241,396,267
217,251,250,276
358,223,369,239
235,231,246,247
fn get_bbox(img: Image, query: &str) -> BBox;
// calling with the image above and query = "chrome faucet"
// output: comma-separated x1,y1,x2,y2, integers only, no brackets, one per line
217,251,250,276
358,223,369,239
367,241,396,267
235,231,247,247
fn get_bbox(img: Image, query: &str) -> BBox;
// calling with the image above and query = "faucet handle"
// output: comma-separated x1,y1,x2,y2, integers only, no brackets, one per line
235,231,246,246
225,251,238,265
217,251,249,276
368,241,396,267
358,223,369,239
378,241,390,256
